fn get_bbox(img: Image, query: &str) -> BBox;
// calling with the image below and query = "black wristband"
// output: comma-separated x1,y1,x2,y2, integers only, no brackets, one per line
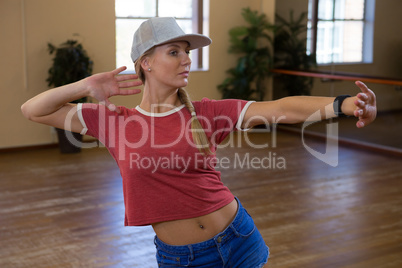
333,95,351,117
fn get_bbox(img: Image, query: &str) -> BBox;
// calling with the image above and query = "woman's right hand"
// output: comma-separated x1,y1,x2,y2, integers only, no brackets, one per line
86,66,142,113
21,66,142,133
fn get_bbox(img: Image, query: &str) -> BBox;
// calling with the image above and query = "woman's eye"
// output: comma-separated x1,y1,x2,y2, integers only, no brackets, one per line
169,50,190,56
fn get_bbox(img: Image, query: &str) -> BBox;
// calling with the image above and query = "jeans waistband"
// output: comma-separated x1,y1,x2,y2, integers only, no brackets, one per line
154,197,247,255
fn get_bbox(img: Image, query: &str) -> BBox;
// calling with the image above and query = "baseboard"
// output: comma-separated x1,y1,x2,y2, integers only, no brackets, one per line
0,143,58,153
0,135,99,153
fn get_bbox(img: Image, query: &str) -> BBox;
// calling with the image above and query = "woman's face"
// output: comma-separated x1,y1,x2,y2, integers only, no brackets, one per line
145,41,192,89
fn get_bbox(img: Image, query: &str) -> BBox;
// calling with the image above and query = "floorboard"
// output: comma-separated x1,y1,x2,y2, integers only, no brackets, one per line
1,130,401,268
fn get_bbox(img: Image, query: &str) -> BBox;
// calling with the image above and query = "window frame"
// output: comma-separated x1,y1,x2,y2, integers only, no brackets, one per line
307,0,375,65
115,0,208,72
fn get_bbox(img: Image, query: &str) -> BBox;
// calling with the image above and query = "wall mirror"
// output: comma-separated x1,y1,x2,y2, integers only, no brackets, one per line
274,0,402,153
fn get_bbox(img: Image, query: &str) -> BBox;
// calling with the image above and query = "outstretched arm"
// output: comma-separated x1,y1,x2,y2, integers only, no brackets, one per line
242,81,377,129
21,66,142,133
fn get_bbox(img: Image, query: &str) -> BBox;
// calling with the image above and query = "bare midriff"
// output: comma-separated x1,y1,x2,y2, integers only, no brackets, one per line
152,199,238,246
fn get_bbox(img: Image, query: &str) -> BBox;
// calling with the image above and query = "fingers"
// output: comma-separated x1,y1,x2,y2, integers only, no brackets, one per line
356,116,372,128
355,81,369,93
354,109,363,117
356,120,365,128
357,92,368,101
118,80,143,88
117,89,142,96
113,66,139,79
353,97,368,122
114,67,142,88
353,81,376,122
354,98,366,109
355,81,376,101
116,73,140,82
352,82,377,128
112,66,127,75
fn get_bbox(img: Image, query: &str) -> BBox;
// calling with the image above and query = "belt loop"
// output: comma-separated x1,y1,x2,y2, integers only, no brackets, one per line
188,245,194,261
230,224,240,237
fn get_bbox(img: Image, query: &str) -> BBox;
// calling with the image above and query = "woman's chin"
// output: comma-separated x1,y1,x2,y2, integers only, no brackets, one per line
178,80,188,88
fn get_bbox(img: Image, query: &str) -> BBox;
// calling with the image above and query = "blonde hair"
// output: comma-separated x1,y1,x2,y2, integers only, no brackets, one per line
134,49,213,156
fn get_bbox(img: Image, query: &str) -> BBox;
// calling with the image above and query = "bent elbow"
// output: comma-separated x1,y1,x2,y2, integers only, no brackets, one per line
21,102,35,121
21,102,30,120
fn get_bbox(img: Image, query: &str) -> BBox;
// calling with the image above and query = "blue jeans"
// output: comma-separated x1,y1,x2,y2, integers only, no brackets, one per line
154,197,269,267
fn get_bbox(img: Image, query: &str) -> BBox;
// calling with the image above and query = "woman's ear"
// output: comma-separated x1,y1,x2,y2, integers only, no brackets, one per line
140,57,150,70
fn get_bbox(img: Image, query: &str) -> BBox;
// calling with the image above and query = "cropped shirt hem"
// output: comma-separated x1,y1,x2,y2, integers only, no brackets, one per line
126,195,235,226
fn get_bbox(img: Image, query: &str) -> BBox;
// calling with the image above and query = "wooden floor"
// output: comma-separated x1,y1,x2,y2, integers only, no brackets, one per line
280,110,402,151
1,130,402,268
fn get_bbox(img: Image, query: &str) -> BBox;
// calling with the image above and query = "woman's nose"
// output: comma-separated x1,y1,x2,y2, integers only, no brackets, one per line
183,54,192,66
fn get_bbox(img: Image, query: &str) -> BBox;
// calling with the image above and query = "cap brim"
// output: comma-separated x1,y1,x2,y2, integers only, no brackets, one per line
158,34,212,50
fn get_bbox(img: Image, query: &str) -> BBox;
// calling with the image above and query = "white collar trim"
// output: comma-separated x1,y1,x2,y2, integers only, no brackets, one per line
135,104,186,117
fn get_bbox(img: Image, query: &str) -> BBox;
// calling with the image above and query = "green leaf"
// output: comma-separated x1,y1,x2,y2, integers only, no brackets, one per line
46,39,93,102
217,8,275,101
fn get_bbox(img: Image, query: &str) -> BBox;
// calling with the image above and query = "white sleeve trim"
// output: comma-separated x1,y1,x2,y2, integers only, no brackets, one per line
236,101,255,131
76,103,88,135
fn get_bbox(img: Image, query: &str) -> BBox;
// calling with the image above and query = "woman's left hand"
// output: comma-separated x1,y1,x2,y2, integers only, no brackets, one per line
353,81,377,128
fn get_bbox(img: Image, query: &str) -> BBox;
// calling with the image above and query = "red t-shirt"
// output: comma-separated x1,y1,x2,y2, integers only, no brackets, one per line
77,98,254,226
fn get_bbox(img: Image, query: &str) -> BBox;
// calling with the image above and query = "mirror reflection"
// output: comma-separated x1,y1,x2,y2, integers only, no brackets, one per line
275,0,402,151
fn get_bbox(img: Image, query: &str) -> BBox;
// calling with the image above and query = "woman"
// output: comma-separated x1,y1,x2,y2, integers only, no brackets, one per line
21,17,376,267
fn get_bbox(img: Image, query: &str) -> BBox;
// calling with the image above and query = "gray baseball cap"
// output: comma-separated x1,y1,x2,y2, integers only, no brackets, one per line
131,17,212,62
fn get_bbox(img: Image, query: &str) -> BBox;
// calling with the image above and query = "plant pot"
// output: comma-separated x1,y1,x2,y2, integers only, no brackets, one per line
55,128,82,153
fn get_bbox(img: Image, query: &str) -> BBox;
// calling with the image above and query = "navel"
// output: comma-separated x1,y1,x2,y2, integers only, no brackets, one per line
197,222,205,229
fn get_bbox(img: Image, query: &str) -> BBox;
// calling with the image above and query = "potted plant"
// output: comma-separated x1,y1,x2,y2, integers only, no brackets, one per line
273,10,316,98
218,8,274,101
46,39,93,153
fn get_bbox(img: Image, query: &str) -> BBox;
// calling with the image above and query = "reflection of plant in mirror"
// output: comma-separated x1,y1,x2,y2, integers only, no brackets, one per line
218,8,274,101
274,10,316,97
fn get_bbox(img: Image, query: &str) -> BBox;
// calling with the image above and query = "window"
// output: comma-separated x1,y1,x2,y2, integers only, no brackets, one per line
307,0,375,64
115,0,209,72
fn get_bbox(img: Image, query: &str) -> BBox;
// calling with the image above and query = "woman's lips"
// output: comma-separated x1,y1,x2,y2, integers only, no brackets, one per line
179,71,189,77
